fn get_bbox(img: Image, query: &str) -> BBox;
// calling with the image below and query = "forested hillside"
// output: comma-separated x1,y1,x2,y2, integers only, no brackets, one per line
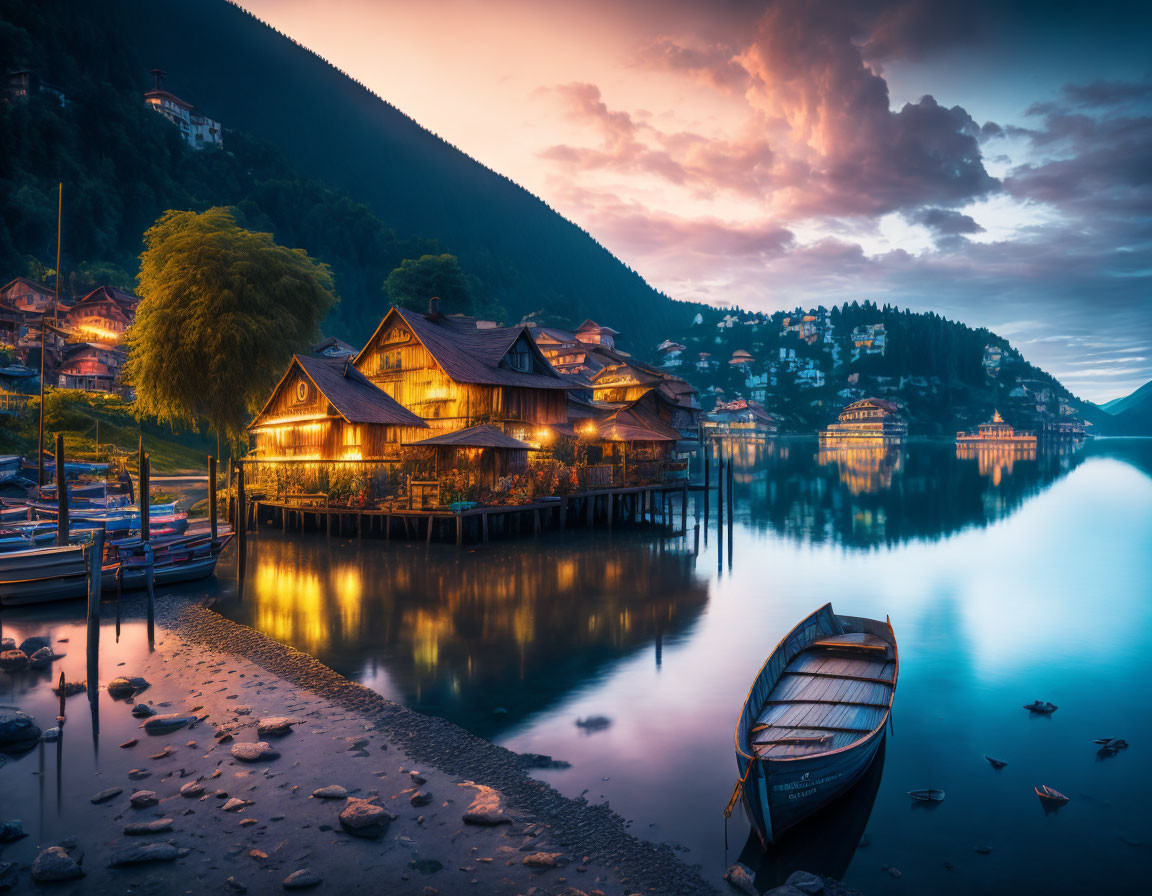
0,0,683,349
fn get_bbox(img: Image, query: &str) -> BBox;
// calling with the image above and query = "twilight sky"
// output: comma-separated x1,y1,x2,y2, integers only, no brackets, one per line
240,0,1151,402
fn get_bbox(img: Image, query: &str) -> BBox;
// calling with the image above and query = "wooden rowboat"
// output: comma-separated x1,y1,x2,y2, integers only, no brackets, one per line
907,789,945,802
728,603,898,847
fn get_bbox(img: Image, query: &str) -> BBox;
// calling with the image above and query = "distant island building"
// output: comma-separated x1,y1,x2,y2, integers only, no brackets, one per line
819,397,907,448
144,69,222,149
702,398,779,440
955,410,1036,448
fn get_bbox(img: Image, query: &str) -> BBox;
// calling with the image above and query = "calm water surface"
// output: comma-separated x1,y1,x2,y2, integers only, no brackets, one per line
204,438,1152,895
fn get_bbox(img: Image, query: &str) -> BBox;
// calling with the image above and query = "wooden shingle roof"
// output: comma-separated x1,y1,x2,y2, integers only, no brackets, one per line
407,424,531,449
294,355,426,427
357,307,573,390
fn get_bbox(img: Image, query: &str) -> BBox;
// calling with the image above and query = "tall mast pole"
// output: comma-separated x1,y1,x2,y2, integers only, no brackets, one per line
38,183,61,488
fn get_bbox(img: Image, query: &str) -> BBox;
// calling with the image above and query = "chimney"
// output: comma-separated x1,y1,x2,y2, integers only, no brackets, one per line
425,296,443,321
343,359,351,378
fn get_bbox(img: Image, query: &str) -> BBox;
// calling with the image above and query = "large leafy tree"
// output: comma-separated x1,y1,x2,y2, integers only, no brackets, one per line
125,207,335,444
383,253,506,321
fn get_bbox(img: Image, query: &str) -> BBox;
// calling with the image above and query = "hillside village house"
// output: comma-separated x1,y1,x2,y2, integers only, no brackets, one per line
144,69,223,149
57,342,125,392
983,345,1004,375
64,286,139,343
0,277,57,314
354,300,572,443
851,323,887,360
702,398,779,439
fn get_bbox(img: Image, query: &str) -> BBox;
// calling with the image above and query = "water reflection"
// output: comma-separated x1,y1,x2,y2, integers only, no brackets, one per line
955,443,1037,485
731,437,1091,548
214,534,709,738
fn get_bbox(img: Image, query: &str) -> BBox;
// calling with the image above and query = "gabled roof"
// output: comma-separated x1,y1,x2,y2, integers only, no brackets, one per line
144,88,194,110
844,397,902,415
590,395,683,443
407,424,530,449
312,336,358,358
249,355,427,430
575,319,620,337
1,277,54,295
73,286,139,310
355,307,573,390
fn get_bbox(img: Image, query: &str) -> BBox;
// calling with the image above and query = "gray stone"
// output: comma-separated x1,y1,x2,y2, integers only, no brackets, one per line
107,842,180,866
28,648,54,669
222,798,248,812
129,790,158,809
724,863,758,896
180,781,205,798
0,709,40,750
40,727,61,742
461,785,511,825
231,741,279,762
131,703,156,717
107,676,149,698
338,798,395,839
409,770,427,785
31,846,85,882
0,651,28,673
256,717,296,737
785,871,824,894
0,820,25,842
225,876,248,893
91,787,123,804
142,713,193,733
18,637,50,656
124,818,173,835
409,790,433,807
283,868,322,889
311,785,348,799
0,638,12,651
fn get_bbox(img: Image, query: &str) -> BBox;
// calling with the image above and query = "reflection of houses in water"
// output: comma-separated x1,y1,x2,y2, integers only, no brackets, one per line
719,437,788,484
956,442,1037,485
233,535,708,737
817,445,903,494
819,398,906,448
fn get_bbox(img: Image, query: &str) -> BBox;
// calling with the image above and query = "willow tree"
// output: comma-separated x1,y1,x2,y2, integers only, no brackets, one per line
125,207,336,448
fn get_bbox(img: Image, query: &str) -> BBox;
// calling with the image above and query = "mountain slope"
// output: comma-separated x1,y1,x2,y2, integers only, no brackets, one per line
100,0,683,349
1098,380,1152,415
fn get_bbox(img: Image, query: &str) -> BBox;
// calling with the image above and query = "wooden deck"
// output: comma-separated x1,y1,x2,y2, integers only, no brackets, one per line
243,482,691,546
751,635,896,759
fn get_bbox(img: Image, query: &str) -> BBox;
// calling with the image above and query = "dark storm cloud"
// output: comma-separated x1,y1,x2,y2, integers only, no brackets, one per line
907,207,984,236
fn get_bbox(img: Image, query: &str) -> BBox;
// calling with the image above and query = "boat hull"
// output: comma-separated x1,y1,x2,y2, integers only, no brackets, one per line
740,726,886,843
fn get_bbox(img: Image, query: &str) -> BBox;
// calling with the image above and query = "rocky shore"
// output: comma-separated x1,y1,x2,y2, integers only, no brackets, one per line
1,595,868,896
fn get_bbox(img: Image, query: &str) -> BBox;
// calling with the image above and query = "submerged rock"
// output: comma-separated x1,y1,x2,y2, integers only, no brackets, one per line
142,713,193,734
0,651,28,673
18,637,50,656
107,676,149,698
410,790,433,807
723,863,758,896
338,798,395,839
311,785,348,800
231,741,279,763
124,818,173,835
256,717,296,737
91,787,123,805
40,727,60,743
31,846,85,882
786,871,824,894
574,715,612,732
129,790,158,809
131,703,156,718
0,820,26,842
180,781,205,798
283,868,323,890
27,648,54,669
0,709,40,750
107,842,180,866
523,852,567,868
461,785,511,826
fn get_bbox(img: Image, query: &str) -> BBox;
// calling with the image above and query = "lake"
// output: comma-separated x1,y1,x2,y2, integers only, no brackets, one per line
203,437,1152,894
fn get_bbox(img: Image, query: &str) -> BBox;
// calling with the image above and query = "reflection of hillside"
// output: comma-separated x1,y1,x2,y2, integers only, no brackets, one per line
215,534,709,737
736,437,1091,549
817,445,903,494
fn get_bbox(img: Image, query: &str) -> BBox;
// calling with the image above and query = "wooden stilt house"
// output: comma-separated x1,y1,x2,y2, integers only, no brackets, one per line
354,300,574,442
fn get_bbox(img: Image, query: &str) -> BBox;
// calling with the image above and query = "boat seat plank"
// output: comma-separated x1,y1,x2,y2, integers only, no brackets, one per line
810,632,889,654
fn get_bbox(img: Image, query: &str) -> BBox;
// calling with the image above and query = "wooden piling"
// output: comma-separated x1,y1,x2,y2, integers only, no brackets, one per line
55,433,68,547
209,456,218,544
236,463,246,581
681,480,688,531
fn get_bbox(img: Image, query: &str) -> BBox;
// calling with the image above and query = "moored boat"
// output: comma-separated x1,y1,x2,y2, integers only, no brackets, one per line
728,603,898,847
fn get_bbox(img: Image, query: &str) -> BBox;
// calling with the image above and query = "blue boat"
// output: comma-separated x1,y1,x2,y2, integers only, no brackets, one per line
728,603,898,847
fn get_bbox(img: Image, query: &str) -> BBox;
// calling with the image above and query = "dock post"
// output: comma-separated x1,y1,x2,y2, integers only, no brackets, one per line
681,480,688,531
456,514,462,547
209,456,218,544
534,508,541,535
139,444,150,542
144,542,155,647
560,497,567,530
727,459,734,530
426,514,434,544
607,494,614,530
717,457,724,534
236,463,247,581
86,529,103,630
481,512,489,543
55,433,69,547
703,440,710,524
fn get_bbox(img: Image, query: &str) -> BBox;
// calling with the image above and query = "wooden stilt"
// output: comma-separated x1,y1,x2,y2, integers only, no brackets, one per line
482,512,489,543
